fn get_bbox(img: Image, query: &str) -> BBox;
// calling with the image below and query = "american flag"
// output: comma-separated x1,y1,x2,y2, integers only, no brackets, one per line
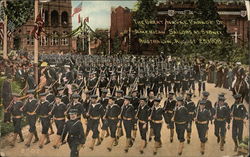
72,2,82,17
31,10,45,39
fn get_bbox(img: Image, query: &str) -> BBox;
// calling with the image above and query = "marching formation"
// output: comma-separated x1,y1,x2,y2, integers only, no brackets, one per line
1,54,249,157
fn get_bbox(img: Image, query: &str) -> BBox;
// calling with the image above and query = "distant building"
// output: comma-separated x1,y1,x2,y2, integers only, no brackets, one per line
11,0,72,53
110,1,249,54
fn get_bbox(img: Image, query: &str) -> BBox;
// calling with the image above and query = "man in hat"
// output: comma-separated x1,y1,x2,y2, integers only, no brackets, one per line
26,69,37,90
99,89,110,141
45,86,55,135
85,95,104,150
173,71,182,96
57,86,69,105
120,96,135,153
163,91,176,143
149,98,164,155
230,94,248,152
2,74,12,123
164,71,174,96
61,108,86,157
198,91,213,120
212,96,231,151
130,90,140,140
136,97,150,154
87,72,97,95
184,92,196,144
194,100,211,155
62,65,73,84
22,89,39,147
82,91,91,122
65,93,82,120
37,92,51,148
173,96,189,155
147,90,155,141
109,73,118,96
99,74,108,97
8,93,24,147
105,96,121,152
49,95,67,149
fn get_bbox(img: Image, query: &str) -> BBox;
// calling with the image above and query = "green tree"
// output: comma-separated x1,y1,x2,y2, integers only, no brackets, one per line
132,0,158,54
1,0,34,33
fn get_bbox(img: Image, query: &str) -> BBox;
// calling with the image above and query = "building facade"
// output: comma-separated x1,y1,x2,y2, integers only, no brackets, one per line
12,0,72,53
110,1,249,54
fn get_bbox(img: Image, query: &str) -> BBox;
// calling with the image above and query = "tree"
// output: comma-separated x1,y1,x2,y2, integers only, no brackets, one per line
112,32,121,55
0,0,34,34
132,0,158,54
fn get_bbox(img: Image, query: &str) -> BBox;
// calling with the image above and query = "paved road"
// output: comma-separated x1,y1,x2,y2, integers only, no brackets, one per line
0,83,249,157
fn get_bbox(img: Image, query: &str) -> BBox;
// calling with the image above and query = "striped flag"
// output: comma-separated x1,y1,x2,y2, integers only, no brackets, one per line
72,2,82,17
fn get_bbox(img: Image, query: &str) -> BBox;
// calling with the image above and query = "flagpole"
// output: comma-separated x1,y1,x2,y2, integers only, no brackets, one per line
3,0,8,60
34,0,39,84
88,31,91,55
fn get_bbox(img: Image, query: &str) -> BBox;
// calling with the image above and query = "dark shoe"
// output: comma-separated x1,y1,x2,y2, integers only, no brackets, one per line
107,147,112,152
149,137,152,142
187,139,190,144
25,144,30,148
113,140,118,146
39,145,43,149
33,138,39,143
89,147,94,151
44,140,50,145
140,150,144,154
53,145,58,149
18,139,24,143
124,149,128,153
217,137,220,143
201,151,204,155
153,151,157,155
178,152,182,156
170,138,173,143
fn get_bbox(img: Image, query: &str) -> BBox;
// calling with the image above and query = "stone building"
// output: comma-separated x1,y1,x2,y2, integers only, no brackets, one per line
12,0,72,53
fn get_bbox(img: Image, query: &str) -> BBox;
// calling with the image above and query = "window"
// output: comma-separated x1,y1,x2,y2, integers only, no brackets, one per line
26,31,34,45
61,31,69,46
61,11,68,27
44,10,49,26
51,10,59,27
51,31,59,46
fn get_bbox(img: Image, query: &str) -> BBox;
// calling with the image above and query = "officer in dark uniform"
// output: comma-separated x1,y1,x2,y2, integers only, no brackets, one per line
212,96,231,151
181,69,189,96
149,98,164,155
230,94,248,152
115,90,124,139
164,71,173,96
130,90,140,140
138,74,146,97
197,91,213,126
109,73,118,96
147,90,155,141
2,75,12,123
37,92,51,148
105,96,121,152
173,70,182,96
26,70,37,90
99,74,108,97
82,91,91,121
9,93,24,147
188,68,196,96
50,95,67,149
85,95,104,150
61,109,86,157
163,91,176,142
184,92,196,144
66,93,82,120
173,97,188,155
45,86,55,135
120,96,135,152
22,89,39,147
136,97,150,154
99,89,110,142
194,100,210,155
57,86,69,105
87,72,97,95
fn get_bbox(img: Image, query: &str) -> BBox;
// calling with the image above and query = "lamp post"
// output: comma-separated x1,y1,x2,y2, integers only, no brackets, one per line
245,0,250,66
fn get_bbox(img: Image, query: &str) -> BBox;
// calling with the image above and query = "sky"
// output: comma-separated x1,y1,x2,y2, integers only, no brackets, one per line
71,1,137,30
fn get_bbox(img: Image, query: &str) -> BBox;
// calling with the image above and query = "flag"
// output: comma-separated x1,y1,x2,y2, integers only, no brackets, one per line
78,14,81,23
72,2,82,17
84,17,89,23
31,10,45,39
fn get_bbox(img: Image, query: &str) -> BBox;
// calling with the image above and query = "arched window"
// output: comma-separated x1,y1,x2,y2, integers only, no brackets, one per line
61,31,69,46
51,31,59,46
51,10,59,27
44,10,49,26
61,11,68,27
